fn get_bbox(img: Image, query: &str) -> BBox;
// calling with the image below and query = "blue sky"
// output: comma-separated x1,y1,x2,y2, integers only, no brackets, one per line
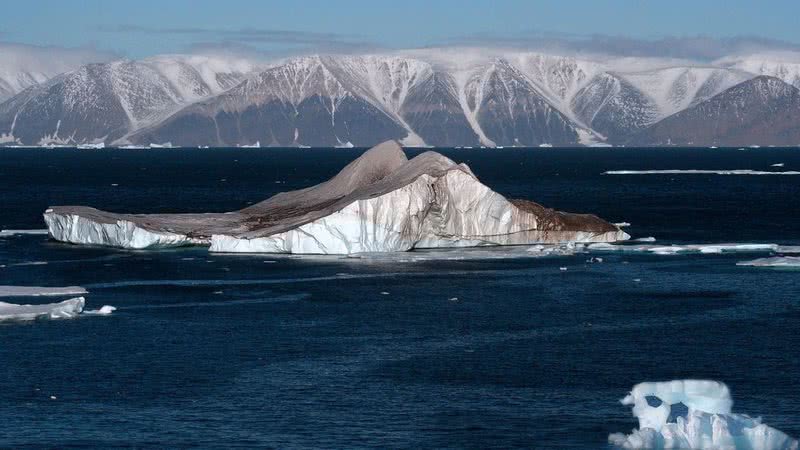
3,0,799,58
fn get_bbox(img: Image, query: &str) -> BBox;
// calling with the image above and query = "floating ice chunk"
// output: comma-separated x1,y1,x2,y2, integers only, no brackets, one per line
605,169,800,175
0,285,88,297
83,305,116,315
588,243,781,255
0,229,48,237
737,256,800,268
772,163,785,167
614,222,632,227
609,380,798,450
634,237,657,242
0,297,85,321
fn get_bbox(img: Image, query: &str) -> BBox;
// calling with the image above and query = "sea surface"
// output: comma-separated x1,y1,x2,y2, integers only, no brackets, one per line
1,147,799,448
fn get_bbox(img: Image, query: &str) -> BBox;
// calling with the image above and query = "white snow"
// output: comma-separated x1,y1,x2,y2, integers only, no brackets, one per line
605,170,800,175
0,285,88,297
609,380,798,450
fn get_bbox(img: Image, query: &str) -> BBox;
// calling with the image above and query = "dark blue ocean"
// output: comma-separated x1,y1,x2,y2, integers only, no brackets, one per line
1,147,798,448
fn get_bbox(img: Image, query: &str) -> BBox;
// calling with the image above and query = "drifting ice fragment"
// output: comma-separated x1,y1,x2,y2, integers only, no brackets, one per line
609,380,798,450
83,305,117,315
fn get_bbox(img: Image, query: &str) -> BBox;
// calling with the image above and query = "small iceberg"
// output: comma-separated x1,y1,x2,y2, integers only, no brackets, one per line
609,380,798,449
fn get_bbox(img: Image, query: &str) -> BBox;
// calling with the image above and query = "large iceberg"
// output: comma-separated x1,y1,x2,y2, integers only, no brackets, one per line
609,380,798,450
43,141,629,254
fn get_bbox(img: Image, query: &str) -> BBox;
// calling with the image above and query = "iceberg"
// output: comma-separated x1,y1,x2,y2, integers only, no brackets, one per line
43,140,629,254
0,297,85,321
609,380,798,450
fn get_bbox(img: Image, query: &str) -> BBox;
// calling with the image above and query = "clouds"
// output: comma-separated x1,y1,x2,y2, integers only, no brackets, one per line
443,30,800,61
0,41,116,72
97,24,382,56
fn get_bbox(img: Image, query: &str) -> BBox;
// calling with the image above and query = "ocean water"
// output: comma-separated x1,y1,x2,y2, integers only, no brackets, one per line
1,147,798,448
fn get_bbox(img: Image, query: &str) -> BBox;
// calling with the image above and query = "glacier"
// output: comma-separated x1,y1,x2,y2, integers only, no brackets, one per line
43,140,629,254
609,380,798,450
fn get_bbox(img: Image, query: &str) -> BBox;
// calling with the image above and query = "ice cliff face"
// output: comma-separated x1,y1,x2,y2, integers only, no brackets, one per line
609,380,798,450
43,140,628,254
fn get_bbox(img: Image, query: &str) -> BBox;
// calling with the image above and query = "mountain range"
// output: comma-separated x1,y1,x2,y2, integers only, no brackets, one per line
2,49,800,147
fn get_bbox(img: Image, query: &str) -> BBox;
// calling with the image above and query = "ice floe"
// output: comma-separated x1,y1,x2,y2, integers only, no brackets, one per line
609,380,798,450
587,242,799,255
0,297,85,321
0,297,116,321
605,170,800,175
0,229,49,237
737,256,800,268
0,285,88,297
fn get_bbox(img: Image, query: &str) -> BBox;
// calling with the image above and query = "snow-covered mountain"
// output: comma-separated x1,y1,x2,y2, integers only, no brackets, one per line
0,55,262,145
629,76,800,146
718,53,800,88
0,43,112,101
3,48,800,147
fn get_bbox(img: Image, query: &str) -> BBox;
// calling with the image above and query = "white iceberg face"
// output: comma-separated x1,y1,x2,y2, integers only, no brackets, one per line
0,297,85,321
609,380,799,450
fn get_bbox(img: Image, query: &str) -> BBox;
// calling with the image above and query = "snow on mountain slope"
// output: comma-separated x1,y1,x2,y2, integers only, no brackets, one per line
131,55,410,147
719,53,800,88
464,58,580,146
0,55,259,145
629,76,800,146
571,72,660,143
621,66,752,119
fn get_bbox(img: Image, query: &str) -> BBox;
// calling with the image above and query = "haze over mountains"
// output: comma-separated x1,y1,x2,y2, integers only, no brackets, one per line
2,48,800,147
